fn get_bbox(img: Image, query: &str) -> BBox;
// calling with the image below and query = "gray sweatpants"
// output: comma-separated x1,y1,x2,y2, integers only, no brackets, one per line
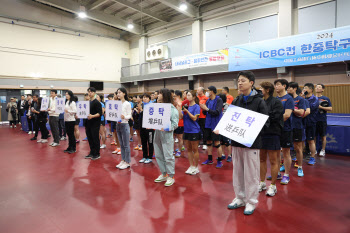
49,116,60,143
154,130,175,177
232,146,260,205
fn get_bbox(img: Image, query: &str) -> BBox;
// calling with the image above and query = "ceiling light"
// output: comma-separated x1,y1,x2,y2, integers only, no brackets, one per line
78,12,87,18
127,23,134,29
179,1,187,11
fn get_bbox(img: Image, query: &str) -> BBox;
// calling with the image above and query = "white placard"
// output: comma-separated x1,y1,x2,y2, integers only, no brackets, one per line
105,100,122,122
40,97,49,111
142,103,172,131
56,98,65,114
214,105,269,147
76,101,90,119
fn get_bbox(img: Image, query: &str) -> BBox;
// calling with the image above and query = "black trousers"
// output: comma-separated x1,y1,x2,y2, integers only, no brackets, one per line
33,118,40,138
27,116,34,131
65,121,76,151
38,119,49,139
141,128,154,159
86,123,100,157
198,118,207,145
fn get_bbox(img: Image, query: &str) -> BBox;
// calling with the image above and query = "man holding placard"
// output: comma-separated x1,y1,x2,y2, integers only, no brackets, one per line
225,71,268,215
84,87,102,160
47,90,60,147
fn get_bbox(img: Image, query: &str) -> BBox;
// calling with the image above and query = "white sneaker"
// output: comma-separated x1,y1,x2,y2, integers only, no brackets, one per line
14,125,16,128
266,184,277,197
37,139,43,143
259,181,267,192
164,177,175,186
202,145,207,150
10,126,13,128
175,138,179,143
28,131,32,135
60,137,66,141
119,163,130,170
41,139,48,143
51,143,59,147
134,131,137,135
185,166,194,174
154,174,167,183
116,161,125,168
319,150,326,157
190,167,200,175
139,158,146,163
228,198,245,209
144,159,152,164
33,131,35,134
244,203,256,215
100,144,106,149
49,142,54,146
117,151,121,155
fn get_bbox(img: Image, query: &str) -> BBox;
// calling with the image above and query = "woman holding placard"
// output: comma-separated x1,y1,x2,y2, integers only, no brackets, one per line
226,71,268,215
178,90,201,175
153,88,179,187
115,88,132,170
64,91,77,153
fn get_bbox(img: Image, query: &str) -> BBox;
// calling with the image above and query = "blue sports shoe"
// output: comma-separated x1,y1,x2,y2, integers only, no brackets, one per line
267,174,282,180
227,156,232,162
216,161,223,168
202,159,213,165
221,155,226,160
280,165,285,172
280,176,290,185
292,157,297,162
308,157,316,165
298,167,304,177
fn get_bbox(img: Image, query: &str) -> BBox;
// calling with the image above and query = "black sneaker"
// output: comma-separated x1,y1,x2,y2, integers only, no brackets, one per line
91,155,101,161
30,137,37,141
64,149,70,153
68,150,76,154
48,134,51,137
85,154,93,159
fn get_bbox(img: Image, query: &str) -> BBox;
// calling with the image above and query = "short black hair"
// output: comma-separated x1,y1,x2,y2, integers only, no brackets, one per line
274,79,289,90
288,82,299,90
218,93,227,103
170,89,175,94
296,88,302,95
138,94,143,99
33,94,39,98
84,93,89,96
143,93,151,99
50,90,57,94
223,87,229,92
237,71,255,85
317,83,325,89
208,86,217,94
175,90,182,98
154,90,159,94
87,87,96,93
304,83,315,91
27,94,32,97
21,95,25,97
133,95,137,98
108,94,114,99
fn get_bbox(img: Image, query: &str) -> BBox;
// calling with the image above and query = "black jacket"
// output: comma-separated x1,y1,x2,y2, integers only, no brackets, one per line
263,96,284,136
231,89,269,149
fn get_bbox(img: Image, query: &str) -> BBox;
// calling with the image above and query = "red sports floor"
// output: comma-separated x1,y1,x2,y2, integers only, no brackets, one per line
1,125,350,233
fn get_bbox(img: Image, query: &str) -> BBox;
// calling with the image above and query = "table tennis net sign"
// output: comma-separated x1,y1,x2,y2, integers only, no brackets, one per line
214,105,269,147
143,103,171,131
105,100,122,122
76,101,90,119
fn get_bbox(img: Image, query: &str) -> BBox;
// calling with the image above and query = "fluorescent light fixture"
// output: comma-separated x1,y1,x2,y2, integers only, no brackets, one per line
179,1,187,11
78,12,87,18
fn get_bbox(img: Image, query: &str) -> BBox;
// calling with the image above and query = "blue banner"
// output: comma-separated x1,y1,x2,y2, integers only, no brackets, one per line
229,26,350,71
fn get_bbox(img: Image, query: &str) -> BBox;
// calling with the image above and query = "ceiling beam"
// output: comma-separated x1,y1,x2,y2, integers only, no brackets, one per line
110,0,169,22
157,0,198,18
87,0,110,11
34,0,141,34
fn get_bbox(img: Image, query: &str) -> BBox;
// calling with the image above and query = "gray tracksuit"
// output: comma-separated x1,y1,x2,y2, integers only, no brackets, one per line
154,105,179,177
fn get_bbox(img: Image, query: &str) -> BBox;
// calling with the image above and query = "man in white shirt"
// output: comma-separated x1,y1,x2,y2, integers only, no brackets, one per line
47,90,60,147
